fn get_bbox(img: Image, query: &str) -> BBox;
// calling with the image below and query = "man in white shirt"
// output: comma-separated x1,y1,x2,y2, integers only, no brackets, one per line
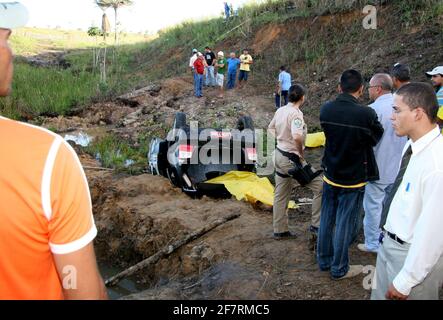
371,82,443,300
189,48,198,72
358,74,407,253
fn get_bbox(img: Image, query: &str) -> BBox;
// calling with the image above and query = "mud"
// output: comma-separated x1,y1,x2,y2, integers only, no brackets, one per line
85,157,376,300
49,74,377,300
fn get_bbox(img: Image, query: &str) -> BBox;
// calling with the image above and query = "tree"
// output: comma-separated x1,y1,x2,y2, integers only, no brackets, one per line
93,1,113,84
87,26,103,71
95,0,133,44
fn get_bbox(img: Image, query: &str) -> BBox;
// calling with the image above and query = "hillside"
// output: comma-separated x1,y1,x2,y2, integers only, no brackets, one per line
2,0,443,300
5,0,443,128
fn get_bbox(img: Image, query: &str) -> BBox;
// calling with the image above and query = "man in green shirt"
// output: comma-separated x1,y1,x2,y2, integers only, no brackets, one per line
215,51,227,98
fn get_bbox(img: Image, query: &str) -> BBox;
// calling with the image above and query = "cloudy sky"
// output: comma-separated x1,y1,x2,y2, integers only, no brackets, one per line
20,0,260,32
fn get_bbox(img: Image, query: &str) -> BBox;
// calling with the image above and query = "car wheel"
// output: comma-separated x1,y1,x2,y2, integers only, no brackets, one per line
166,167,182,188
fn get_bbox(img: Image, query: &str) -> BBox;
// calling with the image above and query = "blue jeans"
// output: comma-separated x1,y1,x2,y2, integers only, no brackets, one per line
205,66,215,86
227,71,237,89
363,182,393,251
194,73,203,97
317,182,365,278
238,70,249,81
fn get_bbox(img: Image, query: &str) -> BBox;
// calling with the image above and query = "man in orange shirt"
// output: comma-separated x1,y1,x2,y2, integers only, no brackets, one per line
0,2,107,300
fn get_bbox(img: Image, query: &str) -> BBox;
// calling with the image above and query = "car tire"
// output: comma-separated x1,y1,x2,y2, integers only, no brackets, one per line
237,115,254,131
173,112,187,129
167,167,182,188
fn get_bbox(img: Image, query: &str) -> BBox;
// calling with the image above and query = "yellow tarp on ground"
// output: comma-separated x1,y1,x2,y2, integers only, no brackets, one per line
206,171,297,209
305,132,326,148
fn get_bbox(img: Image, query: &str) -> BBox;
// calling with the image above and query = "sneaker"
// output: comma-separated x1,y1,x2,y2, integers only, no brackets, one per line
357,243,378,253
273,231,297,240
332,265,364,280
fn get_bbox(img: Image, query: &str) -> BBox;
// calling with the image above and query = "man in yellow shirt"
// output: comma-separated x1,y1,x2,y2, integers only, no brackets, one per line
238,49,253,89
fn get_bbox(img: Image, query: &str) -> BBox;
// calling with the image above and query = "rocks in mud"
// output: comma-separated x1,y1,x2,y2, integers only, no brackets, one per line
141,105,152,115
118,84,162,101
182,243,216,275
166,97,181,110
117,84,163,109
27,53,71,69
118,99,140,108
118,108,143,128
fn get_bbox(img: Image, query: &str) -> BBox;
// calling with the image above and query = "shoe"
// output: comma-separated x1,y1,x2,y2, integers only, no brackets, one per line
357,243,378,253
332,265,364,280
309,232,318,252
309,225,319,235
273,231,297,240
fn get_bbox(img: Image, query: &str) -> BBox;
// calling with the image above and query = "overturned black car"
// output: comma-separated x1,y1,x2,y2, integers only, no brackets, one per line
148,112,257,197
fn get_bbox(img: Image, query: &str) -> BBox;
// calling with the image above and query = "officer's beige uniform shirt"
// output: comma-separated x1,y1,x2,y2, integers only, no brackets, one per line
268,103,307,157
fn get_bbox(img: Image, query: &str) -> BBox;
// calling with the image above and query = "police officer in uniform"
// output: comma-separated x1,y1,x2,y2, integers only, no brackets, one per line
268,84,323,241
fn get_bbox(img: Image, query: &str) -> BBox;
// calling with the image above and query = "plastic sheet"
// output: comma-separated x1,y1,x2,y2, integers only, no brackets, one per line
305,132,325,148
206,171,297,209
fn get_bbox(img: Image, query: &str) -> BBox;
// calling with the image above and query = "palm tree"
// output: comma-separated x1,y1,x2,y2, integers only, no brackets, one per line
95,0,133,44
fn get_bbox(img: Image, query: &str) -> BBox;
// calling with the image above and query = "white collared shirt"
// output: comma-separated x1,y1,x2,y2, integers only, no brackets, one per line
384,126,443,295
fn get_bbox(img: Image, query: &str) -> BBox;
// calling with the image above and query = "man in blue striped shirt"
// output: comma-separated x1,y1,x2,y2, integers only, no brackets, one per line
358,74,407,253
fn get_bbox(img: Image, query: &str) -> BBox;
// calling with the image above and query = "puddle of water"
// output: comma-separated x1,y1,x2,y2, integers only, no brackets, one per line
64,132,93,147
99,263,148,300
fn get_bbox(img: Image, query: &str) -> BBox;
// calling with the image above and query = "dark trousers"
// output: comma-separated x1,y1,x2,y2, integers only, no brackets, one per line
317,182,365,278
275,91,289,108
227,71,237,89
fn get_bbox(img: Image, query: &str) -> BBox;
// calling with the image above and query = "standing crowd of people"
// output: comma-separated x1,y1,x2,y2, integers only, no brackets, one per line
269,64,443,299
189,47,253,98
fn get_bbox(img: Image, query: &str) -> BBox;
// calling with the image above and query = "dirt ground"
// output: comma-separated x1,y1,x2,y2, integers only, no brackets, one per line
47,76,379,300
87,158,376,300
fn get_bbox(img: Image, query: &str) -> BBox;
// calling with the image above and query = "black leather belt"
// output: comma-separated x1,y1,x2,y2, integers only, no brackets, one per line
387,231,405,245
276,171,290,178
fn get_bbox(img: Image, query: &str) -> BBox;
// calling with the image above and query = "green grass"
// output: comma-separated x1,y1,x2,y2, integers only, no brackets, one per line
397,0,443,25
0,63,100,118
1,28,149,119
86,134,148,173
2,0,441,120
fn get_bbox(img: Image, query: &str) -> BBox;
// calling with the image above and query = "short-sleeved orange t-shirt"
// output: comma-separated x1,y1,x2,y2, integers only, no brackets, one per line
0,116,97,300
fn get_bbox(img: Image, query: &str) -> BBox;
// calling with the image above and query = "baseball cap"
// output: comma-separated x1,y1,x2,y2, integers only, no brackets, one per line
192,48,197,53
217,51,224,56
426,66,443,77
0,2,29,29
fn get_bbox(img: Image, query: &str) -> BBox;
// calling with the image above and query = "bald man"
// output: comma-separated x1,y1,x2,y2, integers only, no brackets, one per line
358,74,408,253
